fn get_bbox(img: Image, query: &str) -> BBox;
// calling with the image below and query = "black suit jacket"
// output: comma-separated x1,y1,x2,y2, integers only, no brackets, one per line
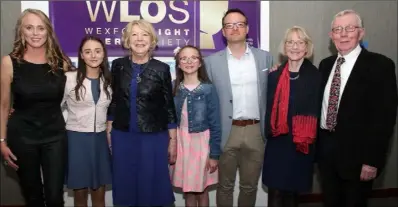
317,48,398,179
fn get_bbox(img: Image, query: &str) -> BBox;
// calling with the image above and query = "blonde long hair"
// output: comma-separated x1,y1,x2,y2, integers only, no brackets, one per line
10,9,72,72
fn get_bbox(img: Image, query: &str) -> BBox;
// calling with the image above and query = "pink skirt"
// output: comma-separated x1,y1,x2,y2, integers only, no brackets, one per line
169,101,218,192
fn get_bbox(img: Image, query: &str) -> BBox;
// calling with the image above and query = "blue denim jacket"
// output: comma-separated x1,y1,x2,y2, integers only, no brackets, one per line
174,82,222,159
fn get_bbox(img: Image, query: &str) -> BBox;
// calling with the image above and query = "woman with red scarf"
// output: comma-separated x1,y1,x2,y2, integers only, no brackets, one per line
262,26,321,207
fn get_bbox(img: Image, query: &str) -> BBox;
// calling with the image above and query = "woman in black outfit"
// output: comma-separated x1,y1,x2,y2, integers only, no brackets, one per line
0,9,73,207
262,26,321,207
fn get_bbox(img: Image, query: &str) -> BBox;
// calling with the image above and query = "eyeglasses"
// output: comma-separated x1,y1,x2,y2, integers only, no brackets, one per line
223,22,247,29
285,40,306,48
332,25,361,34
179,56,200,64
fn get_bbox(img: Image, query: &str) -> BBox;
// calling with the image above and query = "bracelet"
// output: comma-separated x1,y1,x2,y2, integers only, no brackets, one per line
0,138,6,143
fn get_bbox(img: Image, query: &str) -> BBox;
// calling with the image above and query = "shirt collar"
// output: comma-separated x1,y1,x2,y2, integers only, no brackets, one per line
227,43,251,56
338,44,362,60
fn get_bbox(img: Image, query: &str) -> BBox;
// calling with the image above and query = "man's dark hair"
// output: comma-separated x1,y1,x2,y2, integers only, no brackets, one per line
221,8,248,26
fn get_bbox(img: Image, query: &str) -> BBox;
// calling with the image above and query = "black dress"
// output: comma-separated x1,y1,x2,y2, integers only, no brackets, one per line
262,71,315,193
7,57,67,207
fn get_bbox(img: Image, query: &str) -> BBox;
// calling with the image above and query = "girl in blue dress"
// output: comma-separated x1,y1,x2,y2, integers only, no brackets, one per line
62,36,112,207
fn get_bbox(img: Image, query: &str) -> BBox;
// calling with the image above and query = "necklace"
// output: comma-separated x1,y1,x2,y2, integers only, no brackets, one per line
133,58,151,83
290,74,300,80
136,66,143,83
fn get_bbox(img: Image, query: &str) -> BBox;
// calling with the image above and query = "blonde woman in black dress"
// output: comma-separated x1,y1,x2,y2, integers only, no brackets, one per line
0,9,73,207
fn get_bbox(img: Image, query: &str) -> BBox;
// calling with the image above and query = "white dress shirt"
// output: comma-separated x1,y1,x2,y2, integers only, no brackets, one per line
227,46,260,120
320,44,362,129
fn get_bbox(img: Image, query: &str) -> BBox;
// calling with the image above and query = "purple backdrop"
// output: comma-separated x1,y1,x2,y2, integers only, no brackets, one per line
49,0,260,57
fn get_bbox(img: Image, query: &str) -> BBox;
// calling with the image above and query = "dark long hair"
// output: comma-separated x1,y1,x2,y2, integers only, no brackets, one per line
75,36,111,101
172,45,211,96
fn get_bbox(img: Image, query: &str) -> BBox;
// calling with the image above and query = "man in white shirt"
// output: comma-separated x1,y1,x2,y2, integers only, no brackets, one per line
204,8,273,207
317,9,397,207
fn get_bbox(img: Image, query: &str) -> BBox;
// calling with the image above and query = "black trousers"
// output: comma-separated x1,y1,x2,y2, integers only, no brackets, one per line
267,188,299,207
317,130,373,207
318,162,373,207
9,136,67,207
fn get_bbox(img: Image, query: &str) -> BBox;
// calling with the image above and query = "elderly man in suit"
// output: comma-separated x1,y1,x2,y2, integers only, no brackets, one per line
204,8,273,207
317,9,398,207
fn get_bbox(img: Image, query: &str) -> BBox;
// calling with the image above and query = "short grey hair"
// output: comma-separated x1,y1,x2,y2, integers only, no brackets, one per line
331,9,363,28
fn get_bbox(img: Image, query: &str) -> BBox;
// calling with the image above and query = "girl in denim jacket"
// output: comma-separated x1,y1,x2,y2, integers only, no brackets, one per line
170,45,222,207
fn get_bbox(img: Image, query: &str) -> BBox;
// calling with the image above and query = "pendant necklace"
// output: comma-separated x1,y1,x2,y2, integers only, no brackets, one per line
133,57,151,83
290,74,300,80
